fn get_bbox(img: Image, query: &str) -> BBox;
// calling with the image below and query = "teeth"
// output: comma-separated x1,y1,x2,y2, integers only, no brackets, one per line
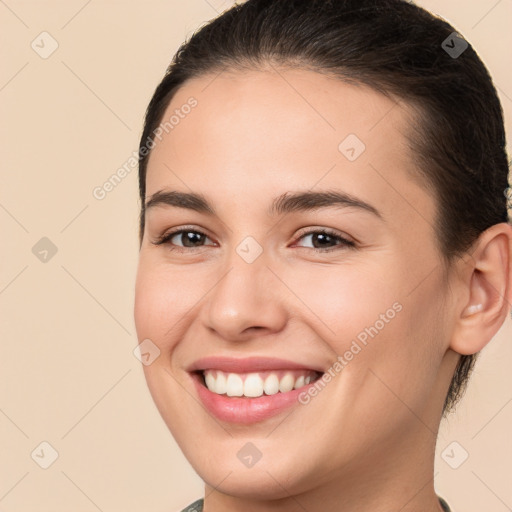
263,373,279,396
203,369,318,397
244,373,264,397
216,371,227,394
226,373,243,397
294,375,305,389
279,373,295,393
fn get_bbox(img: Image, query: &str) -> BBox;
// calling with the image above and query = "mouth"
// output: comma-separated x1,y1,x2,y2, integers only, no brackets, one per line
187,356,327,424
187,357,327,424
193,368,324,398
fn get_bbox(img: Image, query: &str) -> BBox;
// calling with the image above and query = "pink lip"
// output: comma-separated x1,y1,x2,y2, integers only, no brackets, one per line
190,372,322,425
187,356,326,425
188,356,324,373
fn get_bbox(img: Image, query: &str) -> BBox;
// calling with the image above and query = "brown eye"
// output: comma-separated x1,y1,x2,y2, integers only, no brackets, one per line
294,229,356,252
152,228,216,251
171,230,208,248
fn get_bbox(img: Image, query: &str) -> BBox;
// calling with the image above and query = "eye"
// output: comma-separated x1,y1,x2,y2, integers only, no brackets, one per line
293,228,356,252
151,226,356,253
151,227,215,251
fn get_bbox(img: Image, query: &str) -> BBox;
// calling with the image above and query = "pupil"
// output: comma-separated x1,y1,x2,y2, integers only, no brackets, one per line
314,233,333,248
183,232,204,247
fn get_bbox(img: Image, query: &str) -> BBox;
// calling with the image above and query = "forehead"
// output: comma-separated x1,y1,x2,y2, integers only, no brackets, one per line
145,67,435,225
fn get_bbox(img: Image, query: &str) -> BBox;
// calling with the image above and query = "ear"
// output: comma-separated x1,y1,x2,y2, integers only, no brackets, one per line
450,222,512,356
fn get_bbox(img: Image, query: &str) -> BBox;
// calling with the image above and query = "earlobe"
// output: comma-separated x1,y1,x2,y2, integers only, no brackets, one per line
450,223,512,356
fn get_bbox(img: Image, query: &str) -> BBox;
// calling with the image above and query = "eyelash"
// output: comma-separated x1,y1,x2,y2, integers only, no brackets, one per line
151,226,356,253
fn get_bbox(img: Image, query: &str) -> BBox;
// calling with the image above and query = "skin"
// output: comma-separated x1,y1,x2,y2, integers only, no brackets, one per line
134,66,512,512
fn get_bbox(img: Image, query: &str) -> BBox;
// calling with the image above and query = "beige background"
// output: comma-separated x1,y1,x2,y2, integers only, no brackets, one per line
0,1,511,511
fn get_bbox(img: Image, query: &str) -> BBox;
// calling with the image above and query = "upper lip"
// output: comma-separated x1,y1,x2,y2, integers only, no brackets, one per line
188,356,325,374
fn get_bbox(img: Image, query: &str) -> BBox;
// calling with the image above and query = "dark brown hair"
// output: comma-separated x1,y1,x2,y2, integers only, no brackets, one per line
137,0,510,415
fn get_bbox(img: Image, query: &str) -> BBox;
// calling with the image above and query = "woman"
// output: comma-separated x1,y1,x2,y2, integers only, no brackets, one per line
134,1,512,510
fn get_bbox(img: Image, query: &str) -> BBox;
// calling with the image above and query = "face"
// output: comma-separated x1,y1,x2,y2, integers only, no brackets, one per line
134,67,456,500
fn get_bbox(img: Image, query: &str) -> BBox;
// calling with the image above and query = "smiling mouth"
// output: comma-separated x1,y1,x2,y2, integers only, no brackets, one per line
194,368,324,398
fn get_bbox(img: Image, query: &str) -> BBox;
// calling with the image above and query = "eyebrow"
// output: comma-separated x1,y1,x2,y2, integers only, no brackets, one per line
145,189,383,219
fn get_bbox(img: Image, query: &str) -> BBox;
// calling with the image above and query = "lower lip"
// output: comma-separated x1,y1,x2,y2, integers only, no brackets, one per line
190,372,321,425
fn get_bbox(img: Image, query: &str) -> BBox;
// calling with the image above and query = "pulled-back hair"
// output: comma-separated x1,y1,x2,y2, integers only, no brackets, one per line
137,0,510,415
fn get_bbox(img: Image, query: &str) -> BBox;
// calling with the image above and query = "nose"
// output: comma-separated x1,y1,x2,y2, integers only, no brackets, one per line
199,249,289,342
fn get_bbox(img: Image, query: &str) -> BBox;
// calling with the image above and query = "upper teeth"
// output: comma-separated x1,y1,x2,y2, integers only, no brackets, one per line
203,369,317,397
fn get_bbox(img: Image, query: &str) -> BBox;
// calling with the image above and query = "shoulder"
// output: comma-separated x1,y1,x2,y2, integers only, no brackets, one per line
179,498,204,512
438,496,451,511
180,497,450,511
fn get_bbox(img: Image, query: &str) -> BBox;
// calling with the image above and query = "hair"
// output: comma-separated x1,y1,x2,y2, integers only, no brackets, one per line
137,0,510,415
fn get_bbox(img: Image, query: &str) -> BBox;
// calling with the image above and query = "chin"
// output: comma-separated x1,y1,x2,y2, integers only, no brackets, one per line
204,471,304,500
189,451,318,501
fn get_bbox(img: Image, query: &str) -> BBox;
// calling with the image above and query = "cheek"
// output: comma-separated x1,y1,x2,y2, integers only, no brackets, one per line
133,258,200,431
289,259,444,404
134,257,204,348
348,272,448,418
281,262,401,345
